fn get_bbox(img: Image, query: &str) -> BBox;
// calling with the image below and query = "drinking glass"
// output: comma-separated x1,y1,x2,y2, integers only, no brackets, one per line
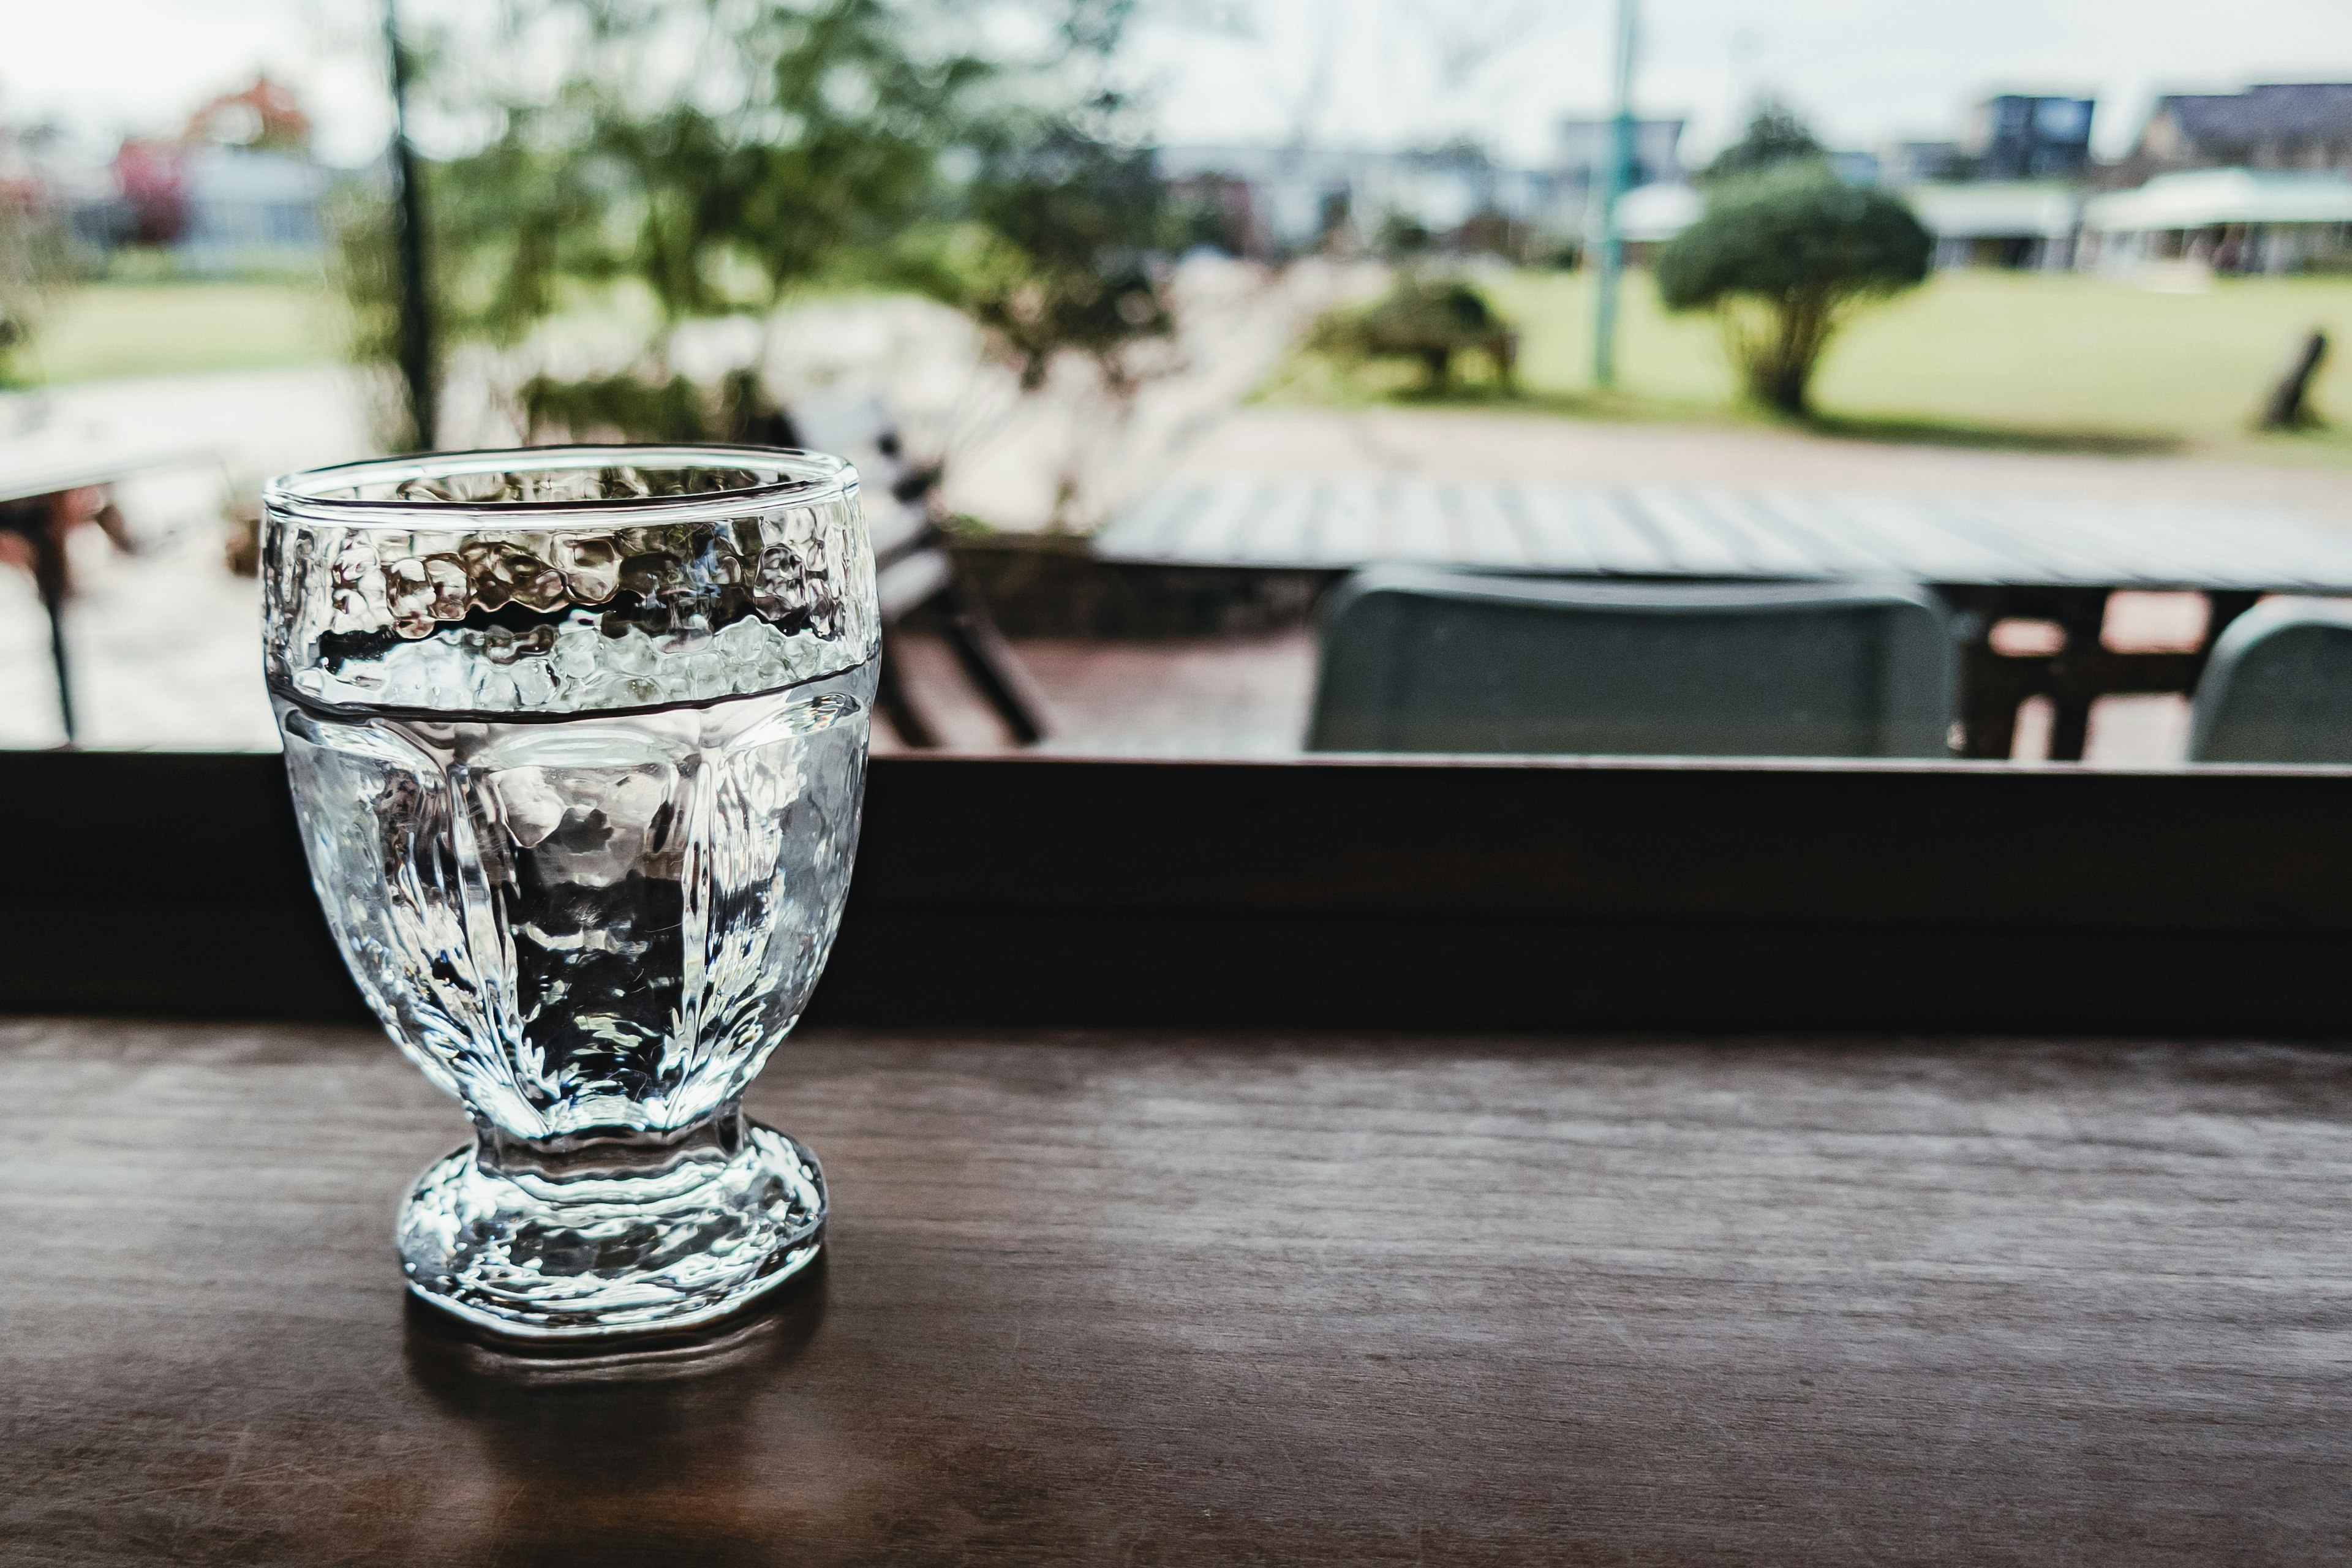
262,445,878,1338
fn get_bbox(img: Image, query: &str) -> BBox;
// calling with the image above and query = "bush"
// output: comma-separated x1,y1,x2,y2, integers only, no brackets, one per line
1311,278,1517,390
1655,168,1931,415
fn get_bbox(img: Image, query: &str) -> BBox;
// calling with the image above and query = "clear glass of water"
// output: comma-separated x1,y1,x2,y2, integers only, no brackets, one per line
262,445,878,1338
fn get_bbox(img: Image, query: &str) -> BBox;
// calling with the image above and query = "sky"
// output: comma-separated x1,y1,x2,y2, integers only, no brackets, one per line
7,0,2352,168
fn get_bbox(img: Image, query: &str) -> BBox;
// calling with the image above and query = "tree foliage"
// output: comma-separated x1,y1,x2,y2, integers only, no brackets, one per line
1655,167,1931,414
943,111,1178,392
1700,97,1827,186
344,0,1178,445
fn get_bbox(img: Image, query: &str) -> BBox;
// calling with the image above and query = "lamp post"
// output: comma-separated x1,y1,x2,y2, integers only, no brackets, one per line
1592,0,1637,389
383,0,437,450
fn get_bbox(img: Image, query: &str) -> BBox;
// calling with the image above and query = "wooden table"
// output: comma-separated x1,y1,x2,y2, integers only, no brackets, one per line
0,426,219,741
0,428,219,510
1096,481,2352,758
10,1017,2352,1565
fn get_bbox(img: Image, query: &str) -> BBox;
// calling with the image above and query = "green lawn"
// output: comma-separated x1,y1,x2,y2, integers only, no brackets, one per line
31,270,2352,467
20,281,341,385
1266,268,2352,464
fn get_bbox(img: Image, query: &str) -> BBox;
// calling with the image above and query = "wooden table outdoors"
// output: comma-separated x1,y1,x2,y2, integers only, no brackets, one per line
0,426,217,740
1096,481,2352,759
8,1016,2352,1565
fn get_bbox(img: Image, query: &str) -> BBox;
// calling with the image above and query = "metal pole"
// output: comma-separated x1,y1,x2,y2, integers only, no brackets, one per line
1593,0,1637,389
383,0,437,450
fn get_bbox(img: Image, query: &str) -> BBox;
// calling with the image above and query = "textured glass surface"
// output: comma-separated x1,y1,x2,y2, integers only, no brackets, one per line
263,445,876,1338
264,450,877,715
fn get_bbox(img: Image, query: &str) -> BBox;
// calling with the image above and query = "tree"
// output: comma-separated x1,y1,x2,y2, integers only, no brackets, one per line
1701,96,1826,185
942,110,1178,394
1655,167,1931,415
341,0,1178,449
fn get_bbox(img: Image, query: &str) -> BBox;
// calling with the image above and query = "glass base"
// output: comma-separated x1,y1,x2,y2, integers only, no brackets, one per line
396,1110,825,1340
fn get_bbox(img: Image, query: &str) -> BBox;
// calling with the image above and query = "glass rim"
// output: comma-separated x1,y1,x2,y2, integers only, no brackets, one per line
263,443,858,528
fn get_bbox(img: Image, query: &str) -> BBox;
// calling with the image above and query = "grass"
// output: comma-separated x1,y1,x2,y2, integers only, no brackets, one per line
27,268,2352,469
1262,268,2352,464
16,279,341,385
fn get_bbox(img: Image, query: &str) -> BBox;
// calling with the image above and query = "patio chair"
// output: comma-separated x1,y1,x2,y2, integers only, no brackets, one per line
2188,598,2352,764
789,397,1047,747
1306,567,1955,757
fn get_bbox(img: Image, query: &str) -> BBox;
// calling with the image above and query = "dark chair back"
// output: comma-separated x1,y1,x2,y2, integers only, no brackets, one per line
1307,567,1954,757
2190,598,2352,764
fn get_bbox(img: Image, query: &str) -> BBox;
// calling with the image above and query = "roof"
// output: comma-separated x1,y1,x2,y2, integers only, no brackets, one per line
2085,167,2352,231
1903,181,2082,239
1613,182,1701,243
2153,83,2352,150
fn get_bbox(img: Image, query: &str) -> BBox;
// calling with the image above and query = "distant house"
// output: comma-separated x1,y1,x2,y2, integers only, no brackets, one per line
1156,143,1564,258
175,144,328,270
1873,94,2096,269
2082,168,2352,273
2117,83,2352,184
91,75,328,274
1877,94,2095,189
1825,150,1882,186
1152,119,1686,262
1556,117,1685,237
1905,183,2084,269
1967,96,2097,181
1611,183,1703,257
1882,141,1968,185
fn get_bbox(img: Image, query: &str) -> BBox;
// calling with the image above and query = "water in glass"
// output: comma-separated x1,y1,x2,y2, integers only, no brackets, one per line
262,448,876,1336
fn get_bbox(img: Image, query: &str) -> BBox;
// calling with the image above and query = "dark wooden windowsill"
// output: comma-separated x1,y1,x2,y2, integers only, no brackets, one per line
4,749,2350,1034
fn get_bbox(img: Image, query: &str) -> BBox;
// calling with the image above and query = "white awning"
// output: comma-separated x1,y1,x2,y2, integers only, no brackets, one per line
2086,168,2352,233
1902,182,2082,239
1613,182,1702,243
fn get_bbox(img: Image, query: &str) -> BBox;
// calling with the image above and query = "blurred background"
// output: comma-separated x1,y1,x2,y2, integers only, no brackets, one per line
7,0,2352,761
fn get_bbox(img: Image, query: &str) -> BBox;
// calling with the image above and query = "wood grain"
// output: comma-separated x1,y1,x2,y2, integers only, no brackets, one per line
1092,479,2352,592
7,1019,2352,1564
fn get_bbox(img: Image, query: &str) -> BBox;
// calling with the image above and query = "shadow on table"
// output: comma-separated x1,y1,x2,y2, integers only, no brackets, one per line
402,1262,835,1567
402,1264,831,1390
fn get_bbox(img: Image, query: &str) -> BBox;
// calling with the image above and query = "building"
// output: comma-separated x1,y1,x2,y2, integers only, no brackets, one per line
173,143,329,270
2120,83,2352,183
1880,96,2095,187
1555,116,1685,221
1966,95,2096,180
1611,182,1702,256
1155,116,1686,263
1825,149,1882,186
1869,93,2098,269
1156,143,1565,258
1882,140,1968,185
1905,182,2084,269
78,75,329,273
2082,167,2352,273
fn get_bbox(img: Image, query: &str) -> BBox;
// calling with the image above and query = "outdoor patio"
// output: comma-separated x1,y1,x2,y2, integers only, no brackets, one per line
11,371,2337,764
